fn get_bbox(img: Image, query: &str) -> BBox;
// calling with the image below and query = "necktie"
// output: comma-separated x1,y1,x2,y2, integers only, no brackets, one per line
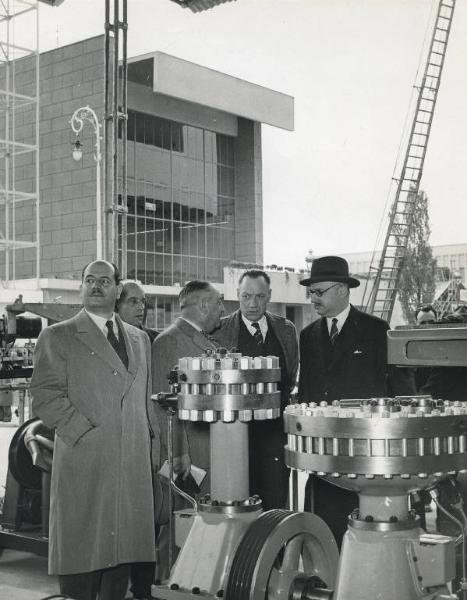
106,320,128,369
251,322,264,347
330,318,339,345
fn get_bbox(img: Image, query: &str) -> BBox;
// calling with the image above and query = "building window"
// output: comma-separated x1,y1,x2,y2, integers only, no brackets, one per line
145,295,180,331
122,113,236,285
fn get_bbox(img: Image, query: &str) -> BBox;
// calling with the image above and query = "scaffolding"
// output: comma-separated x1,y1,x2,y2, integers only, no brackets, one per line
0,0,40,284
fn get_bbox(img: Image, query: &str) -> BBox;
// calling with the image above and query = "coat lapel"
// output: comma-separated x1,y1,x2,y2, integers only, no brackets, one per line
74,309,128,376
328,306,359,370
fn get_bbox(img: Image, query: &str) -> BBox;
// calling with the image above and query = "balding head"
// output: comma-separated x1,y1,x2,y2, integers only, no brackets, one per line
179,280,224,334
80,260,122,318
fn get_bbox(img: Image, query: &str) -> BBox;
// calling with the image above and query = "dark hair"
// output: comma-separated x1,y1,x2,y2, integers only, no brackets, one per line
116,280,145,310
81,261,121,285
238,269,270,286
179,280,213,309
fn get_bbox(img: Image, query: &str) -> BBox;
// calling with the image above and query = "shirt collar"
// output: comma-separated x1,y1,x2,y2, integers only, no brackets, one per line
85,309,117,335
326,304,351,333
241,313,268,337
180,316,203,332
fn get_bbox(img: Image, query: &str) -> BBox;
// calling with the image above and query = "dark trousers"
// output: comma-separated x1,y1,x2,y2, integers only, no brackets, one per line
130,562,156,598
249,422,289,510
58,564,130,600
304,475,358,550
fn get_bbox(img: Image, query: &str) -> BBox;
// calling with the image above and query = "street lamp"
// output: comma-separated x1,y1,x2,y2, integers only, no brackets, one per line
70,106,103,260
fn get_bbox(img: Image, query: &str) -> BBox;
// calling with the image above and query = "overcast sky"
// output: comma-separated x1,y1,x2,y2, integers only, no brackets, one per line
29,0,467,269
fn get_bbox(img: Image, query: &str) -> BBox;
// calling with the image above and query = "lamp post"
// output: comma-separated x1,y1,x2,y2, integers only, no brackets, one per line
70,106,103,260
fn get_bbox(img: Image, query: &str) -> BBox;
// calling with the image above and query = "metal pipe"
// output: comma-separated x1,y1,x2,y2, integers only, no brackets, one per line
167,405,175,572
210,420,249,501
120,0,128,278
112,0,119,265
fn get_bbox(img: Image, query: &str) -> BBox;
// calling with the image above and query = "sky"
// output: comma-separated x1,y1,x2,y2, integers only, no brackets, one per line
21,0,467,269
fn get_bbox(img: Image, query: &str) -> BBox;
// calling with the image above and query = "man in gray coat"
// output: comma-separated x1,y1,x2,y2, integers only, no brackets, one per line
214,269,299,509
152,280,225,494
31,260,158,600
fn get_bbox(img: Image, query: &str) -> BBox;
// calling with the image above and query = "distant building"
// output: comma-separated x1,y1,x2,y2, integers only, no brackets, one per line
1,36,315,330
345,244,467,285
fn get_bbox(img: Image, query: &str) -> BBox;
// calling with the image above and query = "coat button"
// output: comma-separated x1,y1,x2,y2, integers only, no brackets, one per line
113,370,118,375
91,351,95,355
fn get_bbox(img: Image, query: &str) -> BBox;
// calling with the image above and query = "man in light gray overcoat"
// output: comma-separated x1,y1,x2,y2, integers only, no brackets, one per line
31,260,158,600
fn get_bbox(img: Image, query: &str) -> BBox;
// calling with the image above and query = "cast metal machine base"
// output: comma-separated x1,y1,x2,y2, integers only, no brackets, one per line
153,508,338,600
335,517,456,600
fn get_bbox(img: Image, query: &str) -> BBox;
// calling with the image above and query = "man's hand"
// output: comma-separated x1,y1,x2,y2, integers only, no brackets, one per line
173,453,191,479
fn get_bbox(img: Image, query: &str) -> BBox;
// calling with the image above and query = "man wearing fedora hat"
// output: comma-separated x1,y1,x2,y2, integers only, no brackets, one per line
298,255,392,547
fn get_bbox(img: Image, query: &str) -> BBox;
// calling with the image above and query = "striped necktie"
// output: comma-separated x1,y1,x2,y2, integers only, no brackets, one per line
251,322,264,347
329,318,339,345
106,320,129,368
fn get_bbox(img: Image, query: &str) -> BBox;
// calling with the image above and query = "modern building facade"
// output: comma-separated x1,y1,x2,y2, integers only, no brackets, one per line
0,36,316,331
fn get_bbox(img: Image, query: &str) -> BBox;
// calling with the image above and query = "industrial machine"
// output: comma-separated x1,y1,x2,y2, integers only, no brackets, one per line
0,296,80,422
153,328,467,600
285,397,462,600
0,418,53,555
153,350,339,600
0,296,78,554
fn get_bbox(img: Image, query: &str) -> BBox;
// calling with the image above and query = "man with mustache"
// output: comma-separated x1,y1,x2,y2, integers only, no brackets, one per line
31,260,159,600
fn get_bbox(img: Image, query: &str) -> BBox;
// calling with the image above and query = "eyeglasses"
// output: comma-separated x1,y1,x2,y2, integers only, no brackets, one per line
126,298,146,307
308,283,339,298
83,276,114,288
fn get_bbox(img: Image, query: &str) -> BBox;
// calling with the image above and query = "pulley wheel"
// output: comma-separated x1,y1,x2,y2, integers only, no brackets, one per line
8,417,53,490
225,509,339,600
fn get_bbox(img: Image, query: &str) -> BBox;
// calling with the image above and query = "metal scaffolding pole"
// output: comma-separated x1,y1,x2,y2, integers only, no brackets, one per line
0,0,40,284
104,0,127,275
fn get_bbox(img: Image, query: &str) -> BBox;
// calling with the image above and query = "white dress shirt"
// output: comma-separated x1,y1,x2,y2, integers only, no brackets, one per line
326,304,351,335
242,313,268,342
85,310,120,339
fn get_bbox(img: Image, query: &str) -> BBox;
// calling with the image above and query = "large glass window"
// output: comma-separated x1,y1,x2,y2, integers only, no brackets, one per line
122,111,236,285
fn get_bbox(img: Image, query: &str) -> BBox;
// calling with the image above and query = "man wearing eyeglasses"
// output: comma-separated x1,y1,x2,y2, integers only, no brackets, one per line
298,255,391,548
298,255,390,403
30,260,159,600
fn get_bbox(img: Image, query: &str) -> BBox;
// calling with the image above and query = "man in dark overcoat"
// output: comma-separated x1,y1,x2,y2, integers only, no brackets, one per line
31,260,159,600
298,256,392,548
214,269,299,509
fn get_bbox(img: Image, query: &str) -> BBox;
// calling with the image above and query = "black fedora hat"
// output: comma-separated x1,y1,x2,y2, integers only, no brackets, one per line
299,256,360,288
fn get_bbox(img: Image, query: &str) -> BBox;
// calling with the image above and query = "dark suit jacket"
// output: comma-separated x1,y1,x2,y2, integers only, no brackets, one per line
152,317,219,491
213,309,299,398
299,305,389,401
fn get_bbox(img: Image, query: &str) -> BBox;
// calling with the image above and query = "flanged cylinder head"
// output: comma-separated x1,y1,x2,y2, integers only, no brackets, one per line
176,350,281,423
284,396,467,495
